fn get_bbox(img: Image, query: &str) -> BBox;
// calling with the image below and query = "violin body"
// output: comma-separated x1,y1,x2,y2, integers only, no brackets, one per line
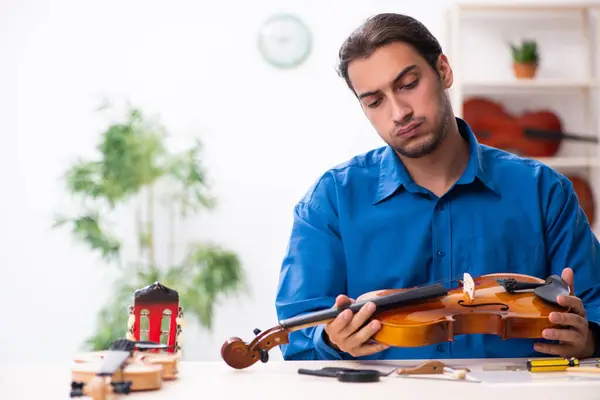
221,272,570,370
70,339,180,399
463,97,598,158
73,350,180,380
357,273,566,347
463,98,563,158
71,361,164,392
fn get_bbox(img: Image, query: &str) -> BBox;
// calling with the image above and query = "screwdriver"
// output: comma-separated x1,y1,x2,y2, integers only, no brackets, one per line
527,357,600,372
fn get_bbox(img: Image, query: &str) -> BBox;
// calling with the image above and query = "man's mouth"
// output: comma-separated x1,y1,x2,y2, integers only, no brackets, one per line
394,120,424,137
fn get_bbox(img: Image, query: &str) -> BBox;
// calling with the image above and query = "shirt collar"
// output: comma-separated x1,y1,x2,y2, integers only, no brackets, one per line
373,117,500,204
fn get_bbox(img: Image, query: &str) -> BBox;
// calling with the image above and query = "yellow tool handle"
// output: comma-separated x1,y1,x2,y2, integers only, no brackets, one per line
527,357,579,371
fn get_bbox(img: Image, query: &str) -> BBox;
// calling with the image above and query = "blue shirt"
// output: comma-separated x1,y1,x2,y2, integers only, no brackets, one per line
275,117,600,361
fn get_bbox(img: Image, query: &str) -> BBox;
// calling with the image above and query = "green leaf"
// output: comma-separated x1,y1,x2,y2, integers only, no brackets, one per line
53,212,121,262
55,101,247,352
510,39,539,64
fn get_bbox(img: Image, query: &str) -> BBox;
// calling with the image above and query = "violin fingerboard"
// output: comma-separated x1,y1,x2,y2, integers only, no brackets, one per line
97,350,131,376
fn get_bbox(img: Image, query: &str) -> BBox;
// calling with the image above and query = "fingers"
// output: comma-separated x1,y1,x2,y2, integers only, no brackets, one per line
325,295,357,334
550,311,588,335
346,341,390,357
345,319,383,350
557,295,586,317
326,300,377,345
340,301,376,338
324,297,389,357
534,342,573,357
334,295,355,307
561,267,575,295
542,326,583,344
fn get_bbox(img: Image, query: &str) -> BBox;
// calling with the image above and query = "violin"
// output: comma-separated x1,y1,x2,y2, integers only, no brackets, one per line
463,97,597,158
569,175,596,226
70,339,178,399
221,272,570,369
73,342,181,381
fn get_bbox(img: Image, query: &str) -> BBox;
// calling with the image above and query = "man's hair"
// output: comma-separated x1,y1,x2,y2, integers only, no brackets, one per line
336,13,443,93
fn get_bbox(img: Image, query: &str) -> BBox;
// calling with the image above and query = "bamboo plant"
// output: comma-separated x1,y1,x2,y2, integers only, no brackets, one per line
53,102,247,351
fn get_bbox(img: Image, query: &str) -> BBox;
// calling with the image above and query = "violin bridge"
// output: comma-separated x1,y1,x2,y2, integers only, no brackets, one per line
463,272,475,302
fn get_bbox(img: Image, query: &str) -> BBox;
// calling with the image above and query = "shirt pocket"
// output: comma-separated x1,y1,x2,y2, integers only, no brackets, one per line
454,235,546,280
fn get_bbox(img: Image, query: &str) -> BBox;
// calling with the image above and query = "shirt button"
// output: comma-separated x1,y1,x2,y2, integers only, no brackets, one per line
437,250,445,257
439,204,444,211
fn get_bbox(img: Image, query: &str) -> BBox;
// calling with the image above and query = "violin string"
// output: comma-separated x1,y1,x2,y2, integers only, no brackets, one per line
424,273,466,288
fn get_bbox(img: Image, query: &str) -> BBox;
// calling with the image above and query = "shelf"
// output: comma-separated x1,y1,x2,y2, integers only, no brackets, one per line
456,3,600,12
461,79,597,91
532,156,600,168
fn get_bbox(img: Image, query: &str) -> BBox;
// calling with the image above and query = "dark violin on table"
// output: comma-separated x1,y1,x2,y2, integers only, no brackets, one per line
221,272,571,369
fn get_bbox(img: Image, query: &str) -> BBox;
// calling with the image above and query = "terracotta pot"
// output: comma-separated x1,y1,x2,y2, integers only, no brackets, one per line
513,62,538,79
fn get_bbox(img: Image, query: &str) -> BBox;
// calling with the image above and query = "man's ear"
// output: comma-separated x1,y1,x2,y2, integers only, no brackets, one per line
436,54,453,89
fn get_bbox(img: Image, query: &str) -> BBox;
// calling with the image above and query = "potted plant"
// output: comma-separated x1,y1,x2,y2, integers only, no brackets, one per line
510,40,539,79
53,102,247,351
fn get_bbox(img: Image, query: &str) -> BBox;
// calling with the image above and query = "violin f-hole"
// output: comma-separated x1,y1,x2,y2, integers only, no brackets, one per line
457,300,509,311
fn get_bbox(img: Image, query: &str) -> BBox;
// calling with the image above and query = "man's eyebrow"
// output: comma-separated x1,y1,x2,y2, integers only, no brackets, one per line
357,64,418,99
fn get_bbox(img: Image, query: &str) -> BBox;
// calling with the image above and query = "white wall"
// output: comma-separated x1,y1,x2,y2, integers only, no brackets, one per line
1,0,598,363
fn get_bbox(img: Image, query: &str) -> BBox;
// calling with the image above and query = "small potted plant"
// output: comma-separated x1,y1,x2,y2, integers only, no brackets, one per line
510,40,539,79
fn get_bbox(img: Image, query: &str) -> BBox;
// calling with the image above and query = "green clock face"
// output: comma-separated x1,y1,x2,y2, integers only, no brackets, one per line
257,14,312,69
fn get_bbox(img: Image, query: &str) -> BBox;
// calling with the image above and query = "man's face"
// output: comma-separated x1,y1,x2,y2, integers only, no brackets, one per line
347,41,453,158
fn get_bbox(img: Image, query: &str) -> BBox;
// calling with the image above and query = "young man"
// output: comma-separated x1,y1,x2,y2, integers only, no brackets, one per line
275,13,600,361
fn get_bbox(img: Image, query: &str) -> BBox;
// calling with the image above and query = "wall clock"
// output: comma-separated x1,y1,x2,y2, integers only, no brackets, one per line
257,14,312,69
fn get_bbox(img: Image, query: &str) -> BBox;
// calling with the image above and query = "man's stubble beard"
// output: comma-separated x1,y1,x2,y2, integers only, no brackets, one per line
393,89,452,159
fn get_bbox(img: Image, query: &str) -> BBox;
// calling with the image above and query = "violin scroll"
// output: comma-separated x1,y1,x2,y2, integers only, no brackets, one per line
221,327,290,369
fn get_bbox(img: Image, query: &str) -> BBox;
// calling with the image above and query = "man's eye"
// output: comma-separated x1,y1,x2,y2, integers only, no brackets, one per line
367,99,381,108
403,79,419,89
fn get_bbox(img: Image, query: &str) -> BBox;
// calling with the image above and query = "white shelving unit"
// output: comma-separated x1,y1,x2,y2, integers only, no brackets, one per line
447,2,600,234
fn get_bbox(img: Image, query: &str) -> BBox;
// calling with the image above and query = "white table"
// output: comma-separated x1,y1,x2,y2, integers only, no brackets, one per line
3,358,600,399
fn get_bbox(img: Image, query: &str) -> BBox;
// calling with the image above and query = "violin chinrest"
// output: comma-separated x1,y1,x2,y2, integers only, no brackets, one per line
534,275,570,306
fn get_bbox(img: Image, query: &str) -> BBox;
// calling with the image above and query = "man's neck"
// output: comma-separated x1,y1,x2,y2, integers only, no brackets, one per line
398,120,470,198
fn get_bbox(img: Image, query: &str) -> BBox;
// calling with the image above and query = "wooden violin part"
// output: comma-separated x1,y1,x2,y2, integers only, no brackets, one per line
73,347,180,380
70,339,164,399
221,272,570,370
568,175,596,226
463,97,597,158
70,282,185,398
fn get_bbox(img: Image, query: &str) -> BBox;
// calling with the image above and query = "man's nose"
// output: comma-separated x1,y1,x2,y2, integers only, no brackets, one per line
390,98,412,124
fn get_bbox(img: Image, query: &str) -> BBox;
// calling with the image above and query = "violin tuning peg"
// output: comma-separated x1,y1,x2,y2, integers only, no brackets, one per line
69,381,84,397
259,349,269,363
111,381,132,394
253,328,261,335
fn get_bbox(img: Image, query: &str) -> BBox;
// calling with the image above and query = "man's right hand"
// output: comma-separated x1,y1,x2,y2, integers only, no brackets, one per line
323,294,391,357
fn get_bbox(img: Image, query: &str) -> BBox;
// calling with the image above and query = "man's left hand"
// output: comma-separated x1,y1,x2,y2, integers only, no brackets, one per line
534,267,596,359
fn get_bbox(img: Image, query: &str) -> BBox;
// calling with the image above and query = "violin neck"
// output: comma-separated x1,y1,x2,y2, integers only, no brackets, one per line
97,350,132,376
525,128,598,143
278,283,448,331
96,339,136,376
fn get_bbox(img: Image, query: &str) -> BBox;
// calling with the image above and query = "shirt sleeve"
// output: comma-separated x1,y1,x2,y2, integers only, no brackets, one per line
544,171,600,356
275,175,351,360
